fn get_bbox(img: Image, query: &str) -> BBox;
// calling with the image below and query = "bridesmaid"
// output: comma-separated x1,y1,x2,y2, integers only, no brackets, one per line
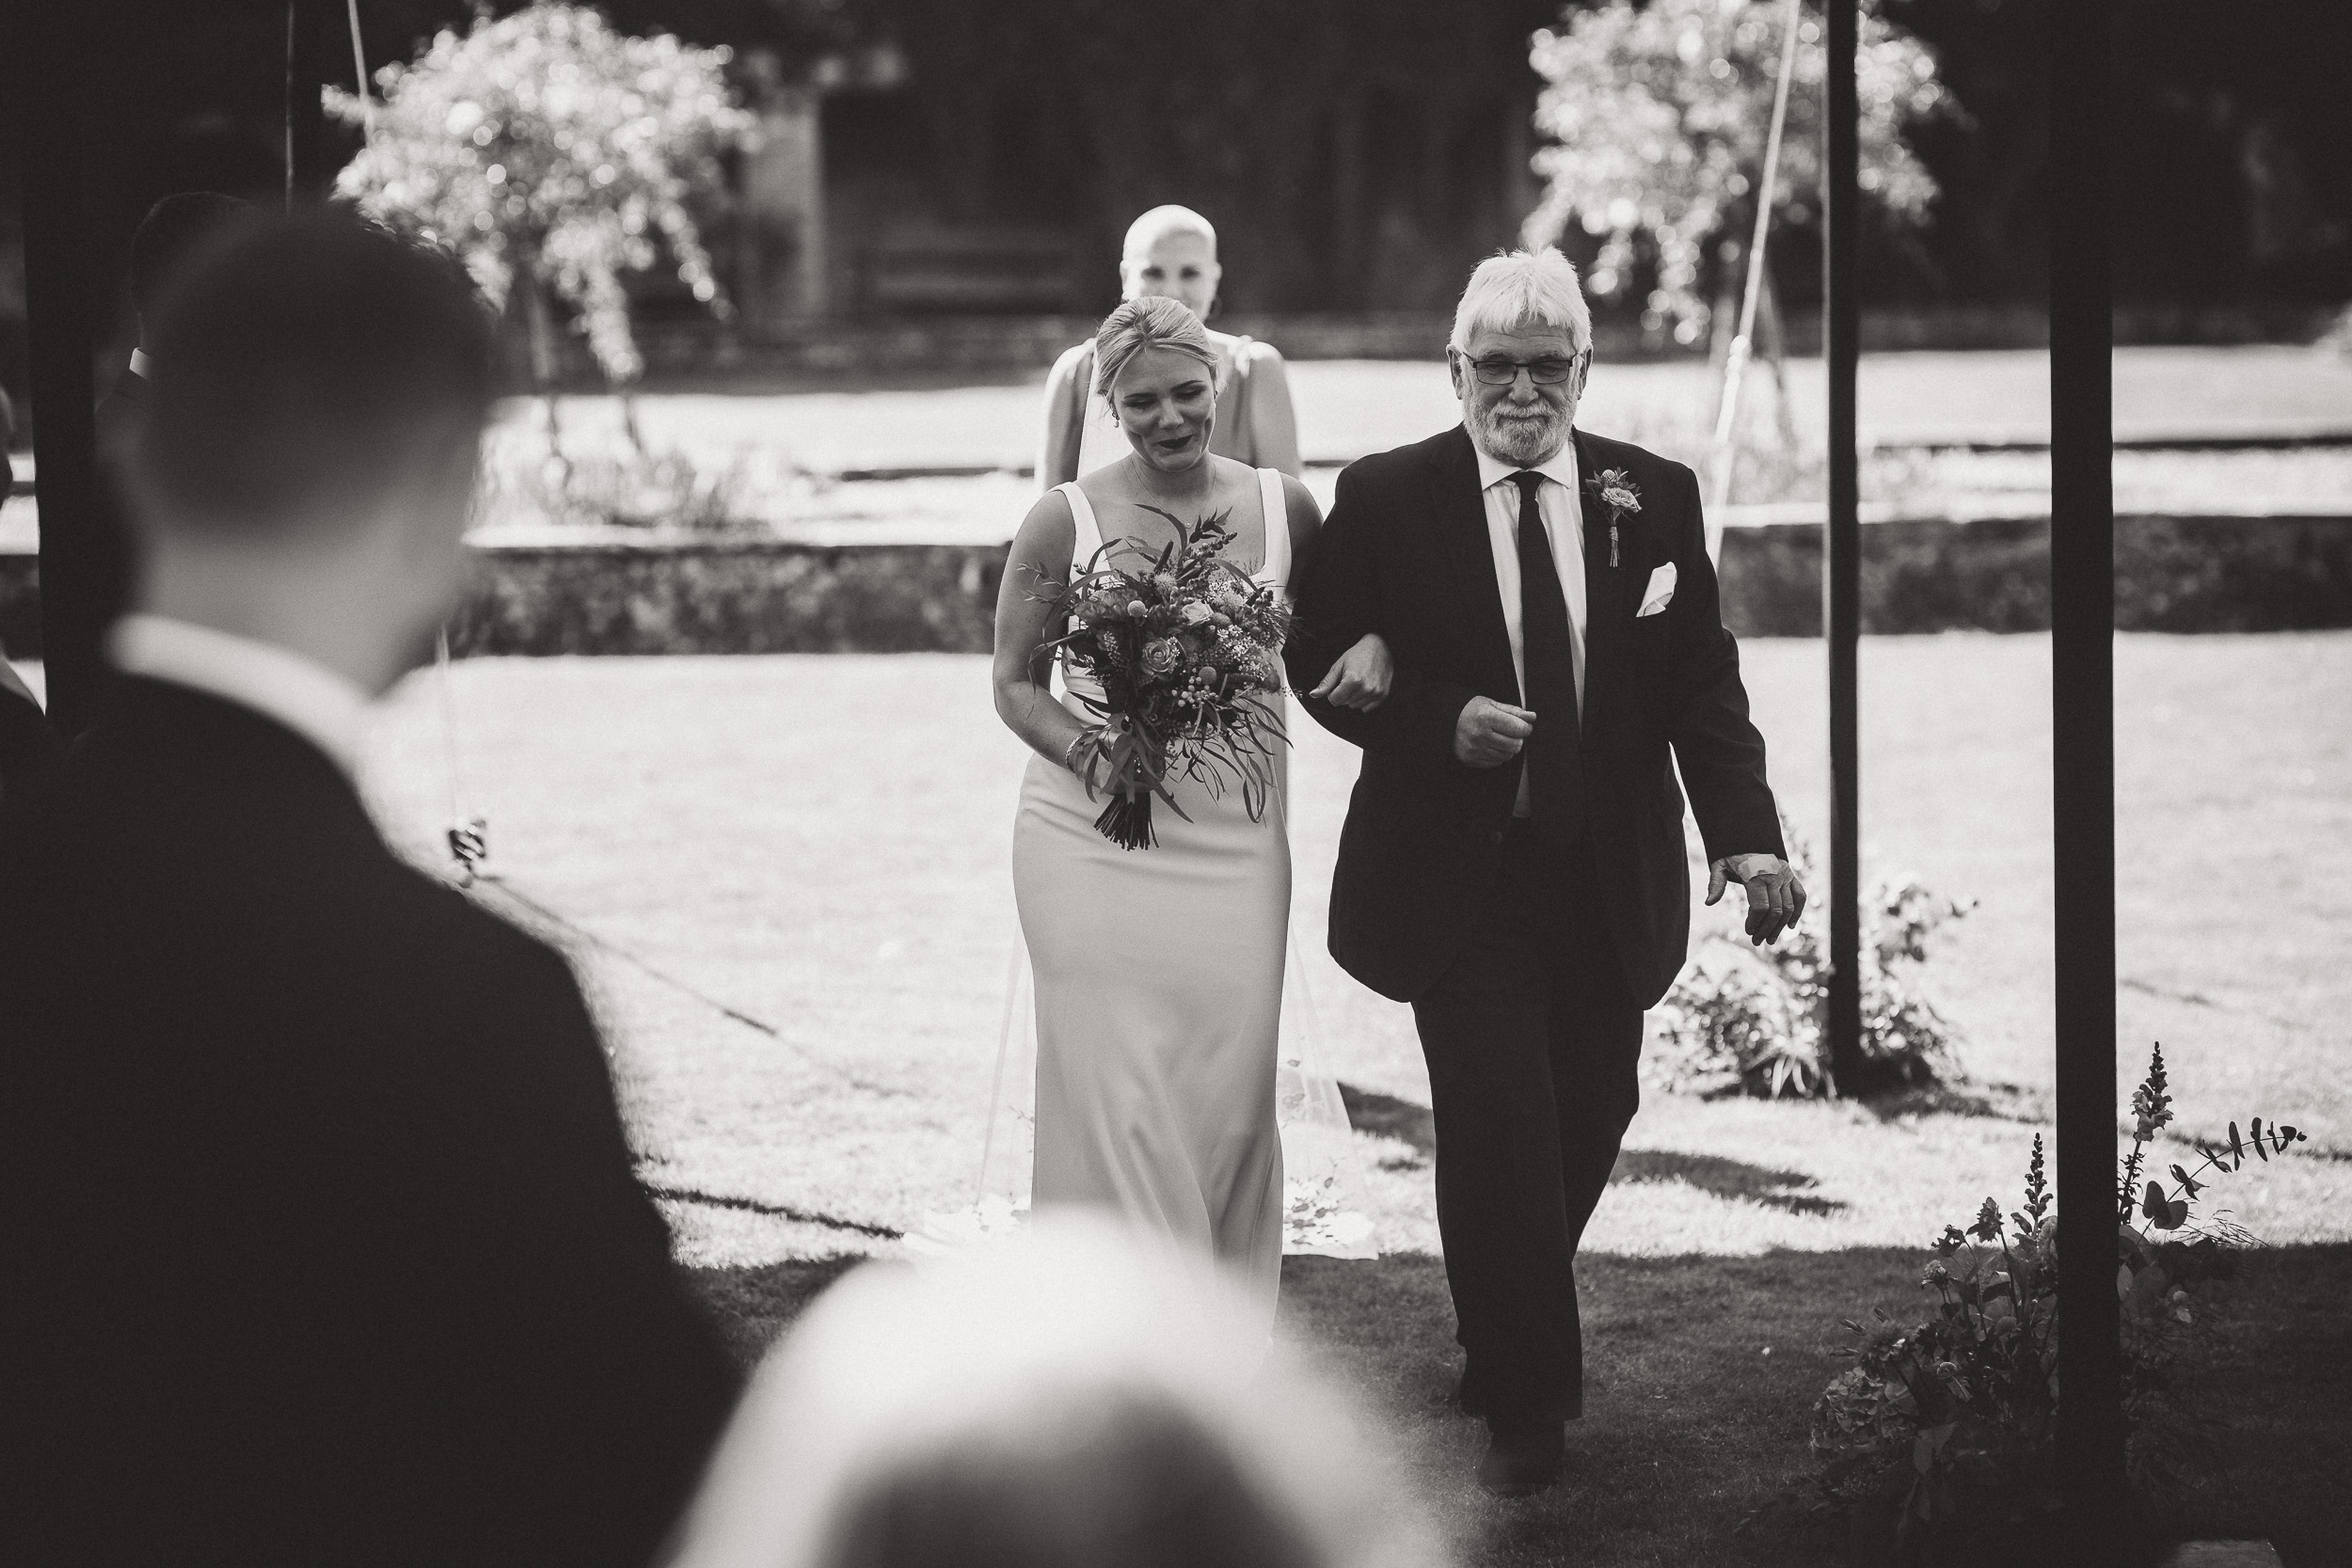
1037,205,1302,487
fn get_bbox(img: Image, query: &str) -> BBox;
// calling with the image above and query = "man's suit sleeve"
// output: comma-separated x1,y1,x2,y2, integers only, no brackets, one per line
1661,463,1787,863
1288,464,1477,769
0,682,59,800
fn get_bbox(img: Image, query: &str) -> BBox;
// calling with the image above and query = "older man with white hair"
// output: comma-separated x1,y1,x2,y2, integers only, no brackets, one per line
1289,247,1802,1497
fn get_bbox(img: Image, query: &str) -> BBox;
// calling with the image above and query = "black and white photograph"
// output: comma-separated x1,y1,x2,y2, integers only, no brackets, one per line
3,2,2348,1564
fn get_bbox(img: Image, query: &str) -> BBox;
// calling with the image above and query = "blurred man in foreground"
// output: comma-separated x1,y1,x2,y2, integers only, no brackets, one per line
0,212,739,1567
70,192,264,720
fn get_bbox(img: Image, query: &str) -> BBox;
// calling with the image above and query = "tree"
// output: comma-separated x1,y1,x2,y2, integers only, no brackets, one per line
1523,0,1948,346
329,2,752,396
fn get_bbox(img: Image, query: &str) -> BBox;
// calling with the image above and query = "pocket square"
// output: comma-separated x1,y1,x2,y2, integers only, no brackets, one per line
1636,562,1678,617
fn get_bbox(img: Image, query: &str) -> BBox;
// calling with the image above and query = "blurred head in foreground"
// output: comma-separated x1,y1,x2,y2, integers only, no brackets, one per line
126,209,493,694
670,1216,1439,1568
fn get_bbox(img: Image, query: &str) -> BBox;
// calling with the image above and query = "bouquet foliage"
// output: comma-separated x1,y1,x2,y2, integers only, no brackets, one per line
1030,509,1292,849
1754,1044,2307,1560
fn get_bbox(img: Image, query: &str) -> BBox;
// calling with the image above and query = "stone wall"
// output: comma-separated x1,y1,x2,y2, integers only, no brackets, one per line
5,514,2349,659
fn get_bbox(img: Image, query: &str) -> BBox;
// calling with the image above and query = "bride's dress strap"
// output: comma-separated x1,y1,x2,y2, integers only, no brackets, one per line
1256,467,1290,590
1056,481,1104,574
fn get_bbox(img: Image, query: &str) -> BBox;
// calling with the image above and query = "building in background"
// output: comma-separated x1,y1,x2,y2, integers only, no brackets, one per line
698,1,1557,326
1,0,2347,407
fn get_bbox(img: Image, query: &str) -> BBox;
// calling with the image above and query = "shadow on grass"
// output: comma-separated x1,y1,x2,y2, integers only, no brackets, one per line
677,1243,2352,1568
686,1255,866,1368
641,1181,902,1240
1851,1076,2054,1124
1339,1083,1844,1215
1276,1243,2352,1568
1612,1148,1844,1216
1341,1083,1437,1155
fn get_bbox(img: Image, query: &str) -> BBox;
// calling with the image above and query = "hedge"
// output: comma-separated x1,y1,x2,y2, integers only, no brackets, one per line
3,514,2347,659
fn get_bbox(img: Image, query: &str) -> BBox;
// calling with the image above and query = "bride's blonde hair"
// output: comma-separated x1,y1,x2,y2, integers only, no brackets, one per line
1092,295,1217,403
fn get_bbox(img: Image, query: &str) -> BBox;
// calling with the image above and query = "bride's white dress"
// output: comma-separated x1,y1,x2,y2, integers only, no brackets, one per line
920,467,1373,1319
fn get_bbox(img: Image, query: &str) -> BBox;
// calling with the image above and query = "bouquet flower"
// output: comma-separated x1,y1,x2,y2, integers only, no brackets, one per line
1030,507,1292,849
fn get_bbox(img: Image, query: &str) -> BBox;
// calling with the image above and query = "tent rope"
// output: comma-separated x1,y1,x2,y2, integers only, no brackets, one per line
1706,0,1805,556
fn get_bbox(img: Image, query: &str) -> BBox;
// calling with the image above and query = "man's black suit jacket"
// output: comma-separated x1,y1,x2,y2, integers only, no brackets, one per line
0,679,57,802
0,678,740,1567
1288,424,1785,1008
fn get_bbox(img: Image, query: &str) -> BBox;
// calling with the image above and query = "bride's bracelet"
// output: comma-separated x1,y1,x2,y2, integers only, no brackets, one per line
1060,731,1093,774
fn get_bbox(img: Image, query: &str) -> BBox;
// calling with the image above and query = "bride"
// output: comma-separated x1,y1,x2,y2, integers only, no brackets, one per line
990,297,1391,1321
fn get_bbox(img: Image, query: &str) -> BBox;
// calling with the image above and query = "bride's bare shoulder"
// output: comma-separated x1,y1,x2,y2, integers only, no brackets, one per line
1011,486,1078,558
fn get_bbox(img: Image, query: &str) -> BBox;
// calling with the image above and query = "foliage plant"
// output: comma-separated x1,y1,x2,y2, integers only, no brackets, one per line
480,437,764,533
1524,0,1948,345
330,2,752,393
1026,513,1292,850
1759,1045,2308,1558
1650,828,1970,1099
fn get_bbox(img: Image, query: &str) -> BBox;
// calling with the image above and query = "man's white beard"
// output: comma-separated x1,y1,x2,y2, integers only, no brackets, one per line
1471,403,1568,467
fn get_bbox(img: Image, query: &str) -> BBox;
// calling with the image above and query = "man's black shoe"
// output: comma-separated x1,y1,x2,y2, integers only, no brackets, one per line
1475,1419,1565,1497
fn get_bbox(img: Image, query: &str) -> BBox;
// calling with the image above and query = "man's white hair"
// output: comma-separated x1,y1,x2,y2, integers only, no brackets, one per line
1449,246,1592,356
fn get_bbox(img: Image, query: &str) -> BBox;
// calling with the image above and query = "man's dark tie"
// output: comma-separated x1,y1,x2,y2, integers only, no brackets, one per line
1510,470,1582,847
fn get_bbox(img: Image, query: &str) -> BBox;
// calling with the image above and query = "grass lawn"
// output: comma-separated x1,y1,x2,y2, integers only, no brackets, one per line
680,1247,2352,1568
337,632,2350,1562
337,632,2352,1560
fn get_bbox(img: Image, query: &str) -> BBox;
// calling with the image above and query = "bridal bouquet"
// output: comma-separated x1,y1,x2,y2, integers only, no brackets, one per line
1032,508,1291,849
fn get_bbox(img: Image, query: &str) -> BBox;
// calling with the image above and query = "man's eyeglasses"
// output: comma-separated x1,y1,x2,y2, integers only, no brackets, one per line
1463,354,1583,387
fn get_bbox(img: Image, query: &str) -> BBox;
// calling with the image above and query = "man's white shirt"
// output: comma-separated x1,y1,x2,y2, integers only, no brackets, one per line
109,614,370,783
1472,437,1583,816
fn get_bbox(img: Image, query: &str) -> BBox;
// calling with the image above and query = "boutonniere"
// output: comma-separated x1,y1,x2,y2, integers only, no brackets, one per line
1586,468,1642,569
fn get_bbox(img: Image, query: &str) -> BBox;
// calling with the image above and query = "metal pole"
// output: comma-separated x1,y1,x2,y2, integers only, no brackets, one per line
1821,0,1863,1090
16,3,103,737
285,0,328,208
2050,0,2125,1557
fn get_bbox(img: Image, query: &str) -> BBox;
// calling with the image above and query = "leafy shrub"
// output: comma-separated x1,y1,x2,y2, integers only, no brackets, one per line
1649,828,1971,1099
1524,0,1947,345
331,1,751,389
1751,1044,2308,1559
482,438,765,533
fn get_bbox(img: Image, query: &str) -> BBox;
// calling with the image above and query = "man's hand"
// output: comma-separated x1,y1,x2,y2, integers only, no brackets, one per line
1454,696,1535,768
1707,852,1805,945
1309,632,1394,712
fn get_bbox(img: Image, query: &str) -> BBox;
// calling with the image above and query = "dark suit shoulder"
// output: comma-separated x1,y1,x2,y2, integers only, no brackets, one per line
1343,425,1469,487
365,862,608,1081
1579,428,1696,493
1331,428,1471,531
